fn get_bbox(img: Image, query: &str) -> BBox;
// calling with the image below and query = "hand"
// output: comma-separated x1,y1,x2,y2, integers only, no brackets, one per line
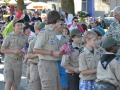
53,51,61,57
13,50,19,54
23,60,27,64
73,68,79,73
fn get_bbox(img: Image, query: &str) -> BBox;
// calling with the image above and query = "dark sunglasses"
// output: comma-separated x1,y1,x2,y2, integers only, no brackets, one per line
74,20,78,22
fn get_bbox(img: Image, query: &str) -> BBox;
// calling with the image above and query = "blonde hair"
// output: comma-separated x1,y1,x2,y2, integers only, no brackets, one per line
84,31,98,44
34,21,41,29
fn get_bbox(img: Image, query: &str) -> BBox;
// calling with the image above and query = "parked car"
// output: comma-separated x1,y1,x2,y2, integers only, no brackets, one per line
101,10,115,28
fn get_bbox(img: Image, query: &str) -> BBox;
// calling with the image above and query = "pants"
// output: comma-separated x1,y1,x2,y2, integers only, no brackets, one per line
57,60,68,88
26,61,31,84
67,73,79,90
29,62,41,90
94,81,116,90
38,60,61,90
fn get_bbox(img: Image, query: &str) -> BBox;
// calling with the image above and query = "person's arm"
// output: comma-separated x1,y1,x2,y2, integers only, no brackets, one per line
61,55,79,73
81,69,97,75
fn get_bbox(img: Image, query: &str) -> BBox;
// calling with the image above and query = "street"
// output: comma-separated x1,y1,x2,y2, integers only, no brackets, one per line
0,60,28,90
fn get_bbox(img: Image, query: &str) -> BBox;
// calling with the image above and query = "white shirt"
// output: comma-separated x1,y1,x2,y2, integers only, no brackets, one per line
69,25,78,31
56,35,62,41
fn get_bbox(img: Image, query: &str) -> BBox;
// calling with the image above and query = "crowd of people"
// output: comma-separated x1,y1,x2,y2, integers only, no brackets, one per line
0,4,120,90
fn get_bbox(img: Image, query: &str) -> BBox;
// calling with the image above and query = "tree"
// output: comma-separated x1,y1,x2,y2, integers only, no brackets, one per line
61,0,74,14
15,0,24,11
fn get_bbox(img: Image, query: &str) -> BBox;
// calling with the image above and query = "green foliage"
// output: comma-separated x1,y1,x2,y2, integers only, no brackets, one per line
61,0,74,14
3,0,10,5
78,11,89,18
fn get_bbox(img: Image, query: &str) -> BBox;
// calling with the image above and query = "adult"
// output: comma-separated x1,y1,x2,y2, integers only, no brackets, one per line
106,6,120,56
90,20,105,36
20,10,30,23
67,16,84,33
7,12,14,22
14,7,23,19
29,11,42,32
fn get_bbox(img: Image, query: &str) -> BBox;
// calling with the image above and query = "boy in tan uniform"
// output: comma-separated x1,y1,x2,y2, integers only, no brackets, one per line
79,31,101,90
34,11,62,90
1,19,28,90
27,22,45,90
94,37,120,90
93,30,106,56
61,29,84,90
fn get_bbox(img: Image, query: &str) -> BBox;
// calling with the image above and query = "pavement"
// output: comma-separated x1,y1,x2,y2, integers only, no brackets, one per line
0,59,28,90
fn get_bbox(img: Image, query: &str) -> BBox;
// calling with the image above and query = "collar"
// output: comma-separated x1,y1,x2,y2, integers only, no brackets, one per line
72,42,80,48
11,31,24,36
84,47,92,55
45,25,54,31
106,52,114,54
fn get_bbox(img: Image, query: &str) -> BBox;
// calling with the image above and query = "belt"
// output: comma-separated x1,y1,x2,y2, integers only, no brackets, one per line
67,73,79,75
97,81,116,89
30,62,38,65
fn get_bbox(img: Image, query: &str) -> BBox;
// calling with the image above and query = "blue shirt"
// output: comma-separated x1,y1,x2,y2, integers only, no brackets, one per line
92,26,105,36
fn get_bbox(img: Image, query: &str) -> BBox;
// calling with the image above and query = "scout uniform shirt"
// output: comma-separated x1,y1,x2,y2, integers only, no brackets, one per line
97,46,106,57
79,47,101,80
96,52,120,87
34,25,59,61
1,31,28,59
27,37,39,64
56,34,69,60
61,43,84,73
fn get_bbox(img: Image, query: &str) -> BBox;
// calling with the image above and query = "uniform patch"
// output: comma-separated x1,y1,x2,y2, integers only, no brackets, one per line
102,61,107,67
100,49,103,53
118,60,120,64
22,36,25,39
40,30,44,33
51,39,55,44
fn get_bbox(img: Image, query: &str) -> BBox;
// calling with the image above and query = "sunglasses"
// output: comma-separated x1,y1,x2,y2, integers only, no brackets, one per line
74,20,78,22
90,23,94,24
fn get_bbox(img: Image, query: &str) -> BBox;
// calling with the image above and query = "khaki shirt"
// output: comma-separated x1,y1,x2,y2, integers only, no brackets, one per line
79,47,101,80
1,31,28,59
96,52,120,87
97,46,106,57
27,38,39,64
34,25,59,61
61,43,84,73
57,34,69,60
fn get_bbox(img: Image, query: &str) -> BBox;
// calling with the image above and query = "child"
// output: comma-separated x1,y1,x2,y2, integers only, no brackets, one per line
94,37,120,90
33,10,62,90
56,23,70,90
1,19,28,90
79,31,101,90
93,30,106,56
61,28,84,90
27,22,45,90
62,27,70,36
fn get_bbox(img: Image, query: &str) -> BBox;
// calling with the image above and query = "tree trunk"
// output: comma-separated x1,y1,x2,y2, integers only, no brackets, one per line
17,0,24,11
61,0,74,14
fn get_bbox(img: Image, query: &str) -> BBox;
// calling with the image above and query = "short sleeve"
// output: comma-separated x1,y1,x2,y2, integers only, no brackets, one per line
79,53,88,71
34,30,49,49
27,40,34,56
1,35,10,49
61,55,70,66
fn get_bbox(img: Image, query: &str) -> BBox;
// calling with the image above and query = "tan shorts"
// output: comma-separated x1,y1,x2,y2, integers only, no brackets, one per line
38,60,61,90
3,56,22,85
29,62,41,90
26,61,31,84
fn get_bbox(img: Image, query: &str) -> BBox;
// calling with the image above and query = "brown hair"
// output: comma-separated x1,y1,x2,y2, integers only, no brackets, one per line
47,11,60,24
93,30,102,37
63,27,70,35
81,24,88,31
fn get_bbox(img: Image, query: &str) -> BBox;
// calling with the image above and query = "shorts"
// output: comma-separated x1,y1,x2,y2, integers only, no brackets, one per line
4,56,22,85
79,79,95,90
29,62,41,90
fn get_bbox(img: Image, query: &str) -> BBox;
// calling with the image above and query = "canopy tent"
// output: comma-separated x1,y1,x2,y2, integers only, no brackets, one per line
26,2,51,9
